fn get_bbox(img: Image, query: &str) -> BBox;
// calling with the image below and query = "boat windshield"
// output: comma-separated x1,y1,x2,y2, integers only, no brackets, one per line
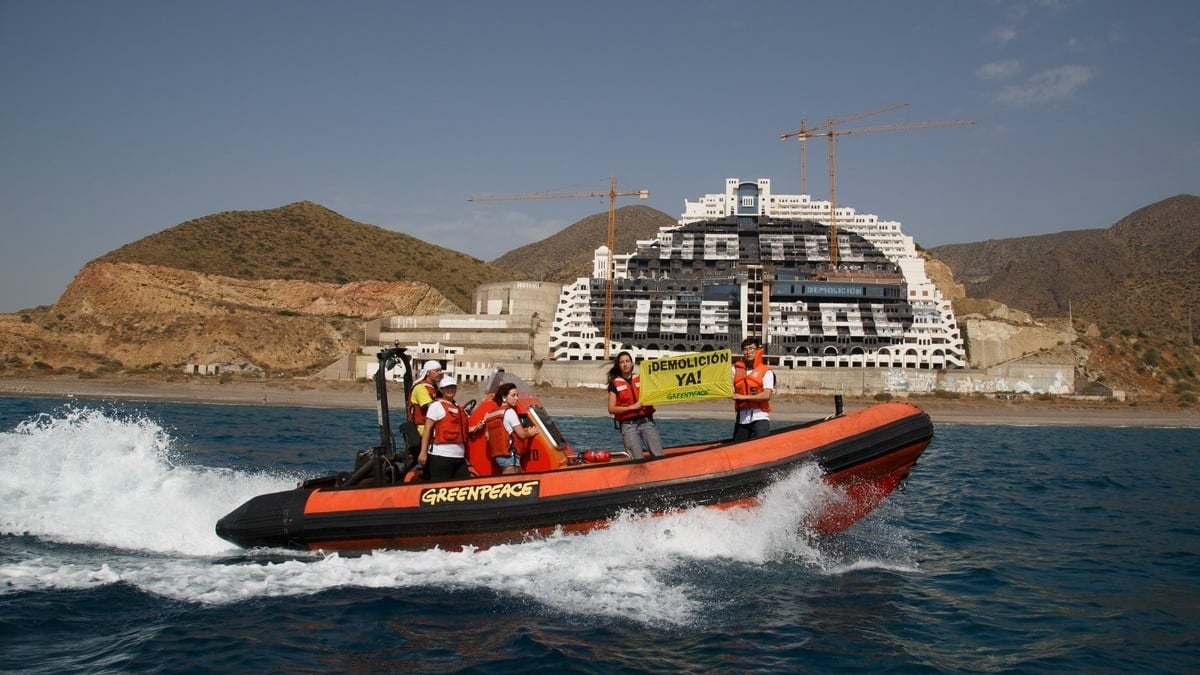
525,405,567,450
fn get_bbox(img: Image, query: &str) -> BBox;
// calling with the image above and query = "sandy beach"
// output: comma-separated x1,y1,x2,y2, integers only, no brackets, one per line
1,376,1197,428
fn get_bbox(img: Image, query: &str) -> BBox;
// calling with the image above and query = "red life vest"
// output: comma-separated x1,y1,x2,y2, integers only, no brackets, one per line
733,356,772,412
431,401,468,445
612,374,655,422
407,381,437,425
483,408,513,459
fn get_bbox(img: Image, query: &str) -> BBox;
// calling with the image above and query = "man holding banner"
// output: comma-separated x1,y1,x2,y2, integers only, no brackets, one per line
731,337,774,441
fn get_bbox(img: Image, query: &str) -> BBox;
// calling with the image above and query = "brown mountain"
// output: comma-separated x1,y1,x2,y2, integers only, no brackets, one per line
98,200,515,311
491,205,677,282
930,195,1200,339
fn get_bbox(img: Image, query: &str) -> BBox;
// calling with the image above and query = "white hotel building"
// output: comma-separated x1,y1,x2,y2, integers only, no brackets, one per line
548,178,964,369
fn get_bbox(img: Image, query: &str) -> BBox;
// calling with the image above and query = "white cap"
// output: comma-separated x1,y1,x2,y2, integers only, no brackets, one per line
438,374,458,389
418,360,443,376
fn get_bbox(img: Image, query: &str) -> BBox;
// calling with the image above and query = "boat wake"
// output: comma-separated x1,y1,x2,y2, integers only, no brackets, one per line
0,406,296,556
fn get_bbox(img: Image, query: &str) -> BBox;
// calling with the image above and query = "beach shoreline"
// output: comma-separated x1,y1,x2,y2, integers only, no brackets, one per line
1,376,1197,428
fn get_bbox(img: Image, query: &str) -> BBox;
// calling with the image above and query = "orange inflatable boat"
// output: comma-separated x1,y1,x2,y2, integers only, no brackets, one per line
216,347,933,551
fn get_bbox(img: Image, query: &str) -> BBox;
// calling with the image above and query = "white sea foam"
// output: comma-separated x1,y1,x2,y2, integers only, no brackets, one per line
1,407,912,625
0,407,296,556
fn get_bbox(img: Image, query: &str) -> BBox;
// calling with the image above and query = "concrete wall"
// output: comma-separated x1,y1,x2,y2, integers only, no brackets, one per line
533,360,1075,396
939,362,1075,396
318,350,1076,397
325,282,1080,396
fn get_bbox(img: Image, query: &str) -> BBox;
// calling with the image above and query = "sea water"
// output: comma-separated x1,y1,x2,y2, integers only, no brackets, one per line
1,396,1197,673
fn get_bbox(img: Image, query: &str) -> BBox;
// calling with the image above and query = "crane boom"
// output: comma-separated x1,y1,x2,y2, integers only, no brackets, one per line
780,107,974,267
820,118,974,265
469,189,648,201
469,178,649,359
829,118,975,137
780,103,909,194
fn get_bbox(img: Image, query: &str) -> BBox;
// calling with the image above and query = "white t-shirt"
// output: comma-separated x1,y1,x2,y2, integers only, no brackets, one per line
502,408,521,436
424,400,466,458
734,368,775,424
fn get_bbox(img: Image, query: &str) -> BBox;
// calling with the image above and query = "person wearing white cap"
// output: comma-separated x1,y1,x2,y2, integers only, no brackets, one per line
406,360,443,436
418,373,481,481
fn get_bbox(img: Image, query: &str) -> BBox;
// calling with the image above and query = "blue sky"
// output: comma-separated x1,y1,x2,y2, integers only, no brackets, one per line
2,0,1197,312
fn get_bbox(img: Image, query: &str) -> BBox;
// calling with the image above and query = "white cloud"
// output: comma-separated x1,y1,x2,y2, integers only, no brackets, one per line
977,59,1022,80
987,25,1018,45
1035,0,1078,12
994,64,1094,106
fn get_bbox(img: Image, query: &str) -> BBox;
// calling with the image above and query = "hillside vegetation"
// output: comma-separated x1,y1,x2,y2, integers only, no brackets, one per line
97,201,514,311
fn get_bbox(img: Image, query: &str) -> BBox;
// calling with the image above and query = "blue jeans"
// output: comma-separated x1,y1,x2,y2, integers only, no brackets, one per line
493,452,521,473
619,417,664,459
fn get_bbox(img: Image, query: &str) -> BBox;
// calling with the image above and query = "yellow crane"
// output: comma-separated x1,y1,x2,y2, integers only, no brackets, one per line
468,178,649,359
781,107,974,267
781,102,909,195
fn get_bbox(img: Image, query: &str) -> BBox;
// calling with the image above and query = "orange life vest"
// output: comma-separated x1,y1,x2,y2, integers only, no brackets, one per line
407,381,437,426
483,408,514,459
733,356,772,412
611,374,655,422
431,401,468,445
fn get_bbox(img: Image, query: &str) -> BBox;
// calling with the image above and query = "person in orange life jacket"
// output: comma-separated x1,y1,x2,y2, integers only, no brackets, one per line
731,337,774,441
484,382,539,474
418,374,481,482
407,360,443,436
607,350,664,459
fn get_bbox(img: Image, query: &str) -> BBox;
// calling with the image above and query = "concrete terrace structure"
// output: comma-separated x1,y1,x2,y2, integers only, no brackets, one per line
548,178,965,369
320,281,560,384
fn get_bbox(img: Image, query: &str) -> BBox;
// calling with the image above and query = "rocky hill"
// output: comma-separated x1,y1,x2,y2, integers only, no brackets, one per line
931,194,1200,340
0,201,507,375
98,201,514,311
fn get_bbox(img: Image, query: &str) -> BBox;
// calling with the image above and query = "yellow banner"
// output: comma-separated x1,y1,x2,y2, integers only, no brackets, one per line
640,350,734,406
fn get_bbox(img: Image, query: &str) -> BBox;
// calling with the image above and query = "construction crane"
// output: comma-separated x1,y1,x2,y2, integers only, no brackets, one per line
781,102,908,194
781,107,974,267
468,178,649,359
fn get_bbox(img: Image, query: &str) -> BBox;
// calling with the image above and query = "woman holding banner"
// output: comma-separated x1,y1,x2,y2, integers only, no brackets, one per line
606,351,664,460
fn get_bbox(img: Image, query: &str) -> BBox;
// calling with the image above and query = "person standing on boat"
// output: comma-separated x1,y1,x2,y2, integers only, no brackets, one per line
732,337,774,441
407,360,443,437
418,374,480,481
484,382,539,474
607,351,664,459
